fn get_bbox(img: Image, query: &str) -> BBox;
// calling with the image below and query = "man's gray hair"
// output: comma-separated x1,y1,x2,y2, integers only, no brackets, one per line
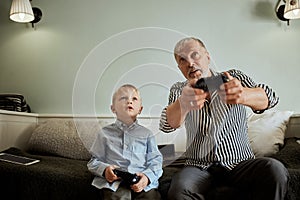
174,37,206,58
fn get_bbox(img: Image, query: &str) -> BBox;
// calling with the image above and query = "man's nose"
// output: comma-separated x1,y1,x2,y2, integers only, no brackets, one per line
186,57,195,67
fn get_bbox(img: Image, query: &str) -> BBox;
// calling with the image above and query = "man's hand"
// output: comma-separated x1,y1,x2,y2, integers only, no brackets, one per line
104,165,119,183
166,79,209,128
219,72,245,105
179,79,209,112
130,173,149,193
219,72,268,110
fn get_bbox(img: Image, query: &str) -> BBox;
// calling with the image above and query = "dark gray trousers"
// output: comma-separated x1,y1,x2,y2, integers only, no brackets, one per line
102,186,161,200
167,157,289,200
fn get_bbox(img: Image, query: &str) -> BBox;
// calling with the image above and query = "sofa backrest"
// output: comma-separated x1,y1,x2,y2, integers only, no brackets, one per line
1,110,299,154
285,114,300,138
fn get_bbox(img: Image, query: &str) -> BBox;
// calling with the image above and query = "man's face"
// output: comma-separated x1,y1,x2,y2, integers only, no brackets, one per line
111,87,143,123
175,39,211,81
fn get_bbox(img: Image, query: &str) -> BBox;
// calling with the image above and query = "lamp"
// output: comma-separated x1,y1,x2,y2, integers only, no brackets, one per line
9,0,34,23
284,0,300,19
276,0,300,25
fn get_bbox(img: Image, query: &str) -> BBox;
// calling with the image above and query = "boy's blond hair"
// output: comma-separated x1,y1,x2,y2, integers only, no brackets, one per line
112,84,141,104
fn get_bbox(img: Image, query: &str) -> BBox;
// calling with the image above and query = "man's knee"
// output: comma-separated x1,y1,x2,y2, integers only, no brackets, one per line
254,157,289,199
261,157,289,184
168,188,205,200
167,167,212,200
167,177,187,200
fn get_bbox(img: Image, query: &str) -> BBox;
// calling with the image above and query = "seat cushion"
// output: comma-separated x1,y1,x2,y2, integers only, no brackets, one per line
0,147,99,200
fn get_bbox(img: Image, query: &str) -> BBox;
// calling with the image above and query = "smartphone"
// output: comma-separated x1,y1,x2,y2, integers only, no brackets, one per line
0,153,40,166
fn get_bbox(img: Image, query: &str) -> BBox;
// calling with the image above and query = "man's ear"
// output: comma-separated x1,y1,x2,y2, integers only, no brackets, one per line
206,51,211,63
111,105,116,113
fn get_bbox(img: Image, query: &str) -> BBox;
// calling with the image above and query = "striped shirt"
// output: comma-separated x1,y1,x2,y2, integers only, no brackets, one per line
159,69,279,170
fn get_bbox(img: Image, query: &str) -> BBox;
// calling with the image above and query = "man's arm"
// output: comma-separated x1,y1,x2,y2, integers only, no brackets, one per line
164,81,208,129
239,87,268,111
165,98,188,129
221,71,278,112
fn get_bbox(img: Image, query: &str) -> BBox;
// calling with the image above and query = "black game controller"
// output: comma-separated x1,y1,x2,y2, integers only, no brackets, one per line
113,169,140,185
194,73,229,92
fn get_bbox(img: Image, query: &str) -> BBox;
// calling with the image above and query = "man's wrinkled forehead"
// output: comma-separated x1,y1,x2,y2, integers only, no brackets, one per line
174,37,206,56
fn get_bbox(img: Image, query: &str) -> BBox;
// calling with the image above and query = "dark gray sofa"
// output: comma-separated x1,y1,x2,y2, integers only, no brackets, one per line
0,117,299,200
0,137,299,200
0,146,182,200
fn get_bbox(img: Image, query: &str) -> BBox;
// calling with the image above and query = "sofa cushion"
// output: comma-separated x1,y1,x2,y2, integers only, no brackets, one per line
27,119,108,160
0,147,100,200
271,138,300,200
0,147,183,200
247,110,293,157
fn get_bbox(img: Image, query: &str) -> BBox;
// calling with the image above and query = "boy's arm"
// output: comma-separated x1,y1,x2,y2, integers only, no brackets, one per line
142,135,163,187
87,156,110,177
87,131,110,177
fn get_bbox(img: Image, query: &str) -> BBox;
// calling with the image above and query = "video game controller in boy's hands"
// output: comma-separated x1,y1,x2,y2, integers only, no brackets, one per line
194,73,229,92
113,169,140,185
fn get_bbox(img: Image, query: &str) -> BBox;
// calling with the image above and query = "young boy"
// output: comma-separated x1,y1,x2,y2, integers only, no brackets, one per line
87,84,163,200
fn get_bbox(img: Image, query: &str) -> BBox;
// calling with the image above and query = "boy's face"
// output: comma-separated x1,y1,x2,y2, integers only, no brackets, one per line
111,87,143,124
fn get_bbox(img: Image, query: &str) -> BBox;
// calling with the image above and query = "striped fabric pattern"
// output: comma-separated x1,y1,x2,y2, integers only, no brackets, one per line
159,69,279,170
0,94,31,113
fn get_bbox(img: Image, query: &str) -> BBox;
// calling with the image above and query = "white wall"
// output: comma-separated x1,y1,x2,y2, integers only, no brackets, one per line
0,0,299,116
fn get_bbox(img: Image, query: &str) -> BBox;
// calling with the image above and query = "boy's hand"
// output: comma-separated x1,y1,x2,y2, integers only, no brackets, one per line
130,173,149,193
104,165,119,183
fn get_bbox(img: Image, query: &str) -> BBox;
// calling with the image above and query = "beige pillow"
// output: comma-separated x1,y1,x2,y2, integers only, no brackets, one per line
247,110,293,157
28,119,107,160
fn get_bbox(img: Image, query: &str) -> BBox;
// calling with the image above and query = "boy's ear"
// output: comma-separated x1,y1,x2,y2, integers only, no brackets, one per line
138,106,143,114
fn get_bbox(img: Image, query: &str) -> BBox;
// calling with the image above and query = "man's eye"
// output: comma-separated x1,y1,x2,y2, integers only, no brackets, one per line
191,52,200,59
179,57,186,64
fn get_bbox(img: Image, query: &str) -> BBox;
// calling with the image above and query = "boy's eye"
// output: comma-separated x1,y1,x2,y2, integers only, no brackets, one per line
132,97,138,101
120,96,127,101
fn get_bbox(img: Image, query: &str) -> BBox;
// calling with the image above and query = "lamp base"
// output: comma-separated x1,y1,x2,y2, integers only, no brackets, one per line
276,5,290,25
31,7,42,28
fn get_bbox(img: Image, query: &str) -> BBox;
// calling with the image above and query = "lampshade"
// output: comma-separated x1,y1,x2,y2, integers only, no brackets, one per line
284,0,300,19
9,0,34,23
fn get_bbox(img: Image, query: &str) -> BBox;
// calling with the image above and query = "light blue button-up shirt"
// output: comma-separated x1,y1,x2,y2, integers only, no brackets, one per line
87,119,163,192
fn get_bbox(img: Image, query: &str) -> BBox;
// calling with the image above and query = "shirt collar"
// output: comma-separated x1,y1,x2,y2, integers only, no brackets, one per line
115,119,138,131
211,69,218,76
